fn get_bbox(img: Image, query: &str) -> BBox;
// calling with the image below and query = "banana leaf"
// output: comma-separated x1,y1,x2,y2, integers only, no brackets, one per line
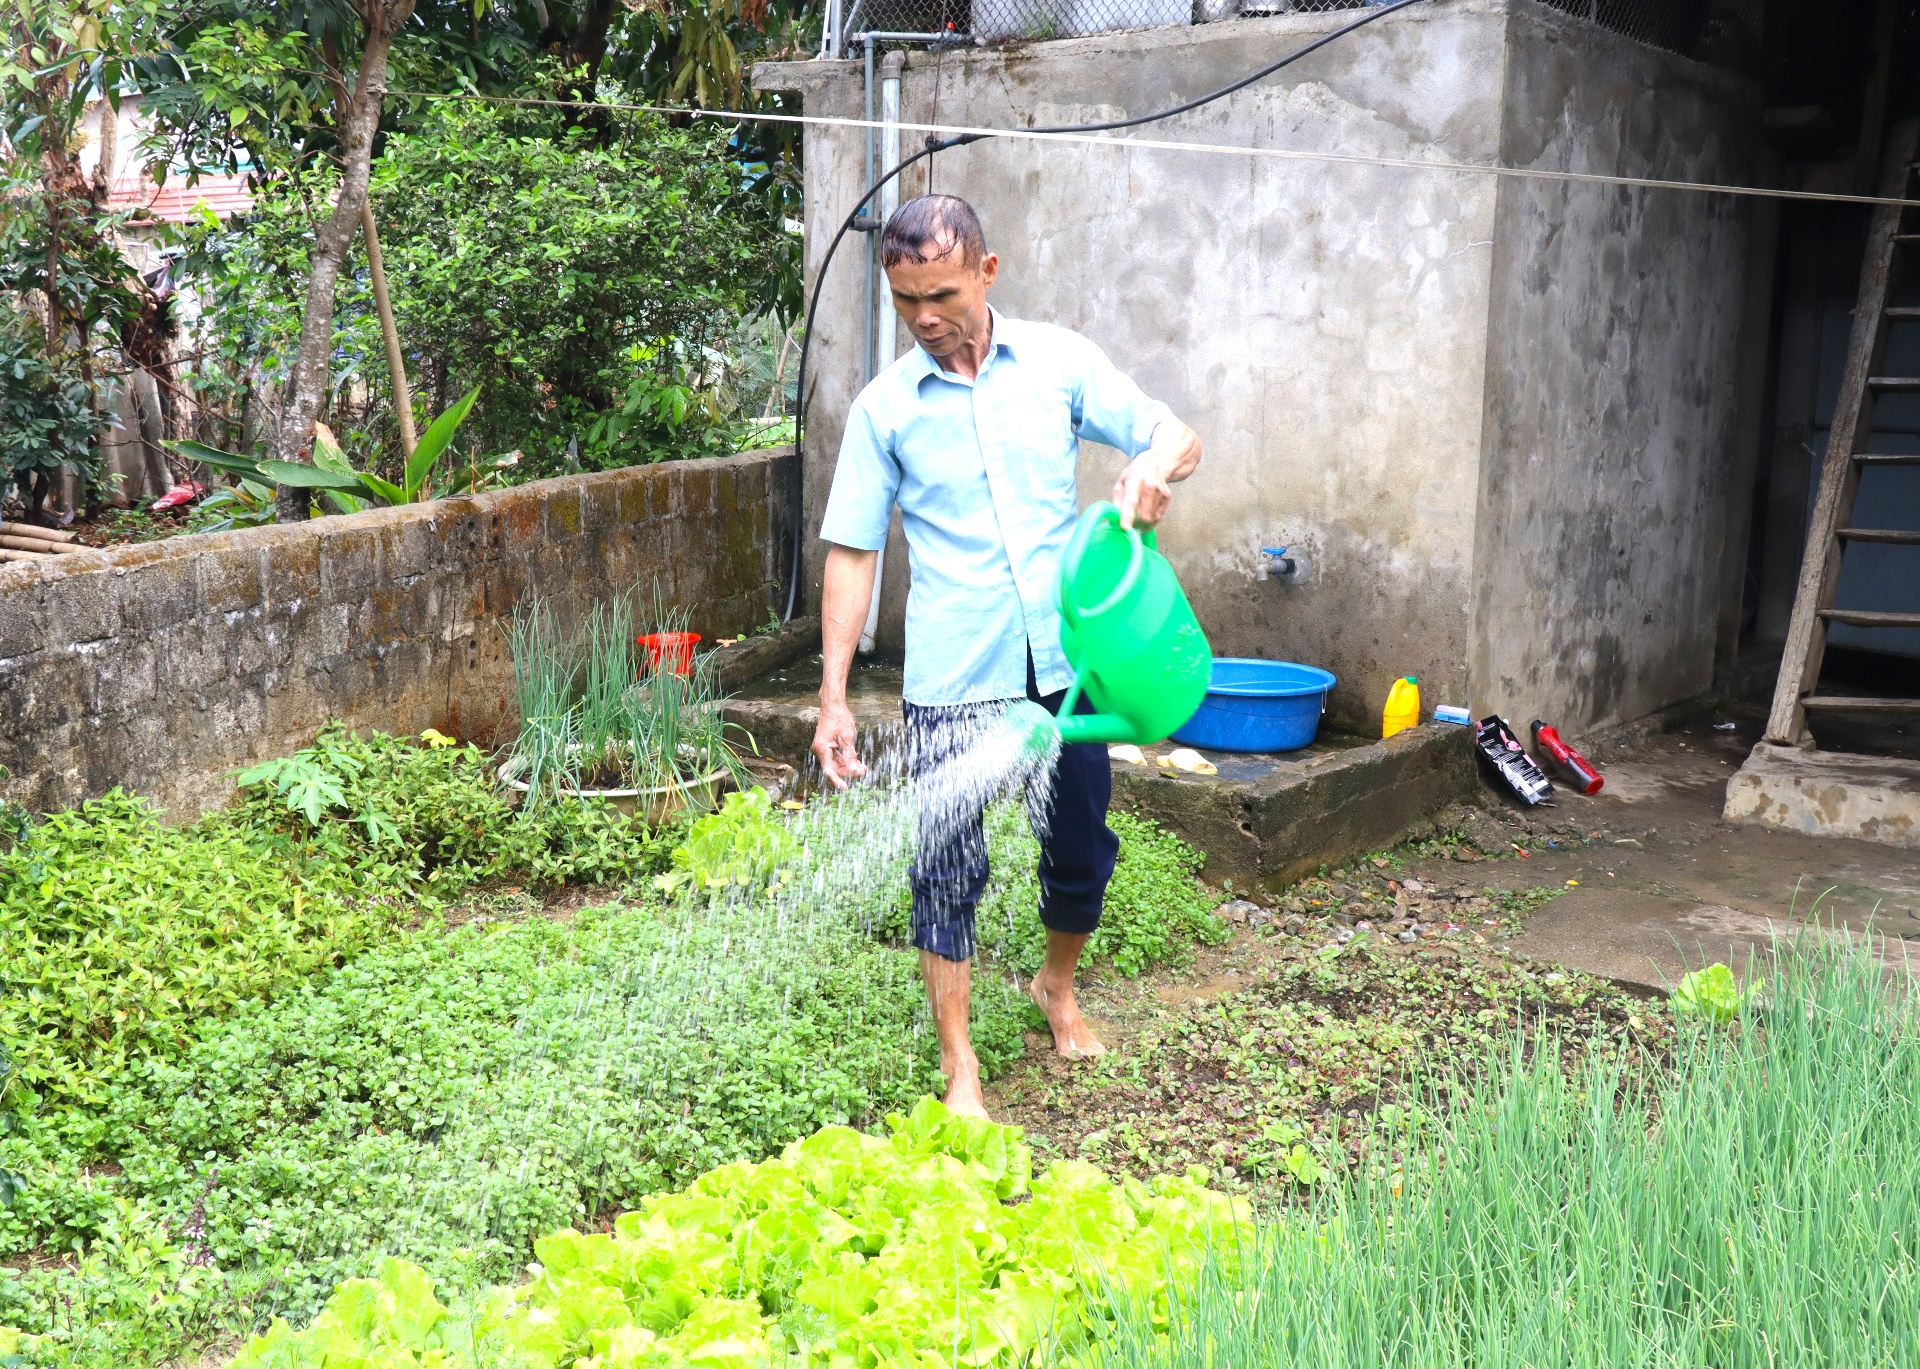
254,459,366,492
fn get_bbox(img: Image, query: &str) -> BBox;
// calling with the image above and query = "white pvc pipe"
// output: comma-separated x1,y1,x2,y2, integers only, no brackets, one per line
860,53,905,657
878,55,903,367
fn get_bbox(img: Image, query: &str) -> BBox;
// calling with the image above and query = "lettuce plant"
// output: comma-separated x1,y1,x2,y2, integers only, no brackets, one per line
1670,962,1750,1025
656,789,799,898
225,1100,1248,1369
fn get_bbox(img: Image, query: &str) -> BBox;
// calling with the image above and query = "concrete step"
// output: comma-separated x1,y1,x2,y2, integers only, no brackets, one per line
1110,725,1476,891
714,615,820,691
1724,742,1920,848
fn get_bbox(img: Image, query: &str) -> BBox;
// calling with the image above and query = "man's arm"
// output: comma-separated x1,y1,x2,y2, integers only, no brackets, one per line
1114,419,1202,529
812,543,879,788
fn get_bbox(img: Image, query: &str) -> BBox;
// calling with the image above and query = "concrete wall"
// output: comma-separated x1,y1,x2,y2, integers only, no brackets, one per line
1472,10,1763,729
763,3,1507,730
0,449,796,817
759,0,1766,738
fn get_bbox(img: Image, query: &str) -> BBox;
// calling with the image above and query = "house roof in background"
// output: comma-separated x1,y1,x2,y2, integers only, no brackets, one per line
107,172,254,223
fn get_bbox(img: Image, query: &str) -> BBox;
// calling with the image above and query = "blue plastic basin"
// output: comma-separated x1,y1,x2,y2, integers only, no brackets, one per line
1169,659,1338,753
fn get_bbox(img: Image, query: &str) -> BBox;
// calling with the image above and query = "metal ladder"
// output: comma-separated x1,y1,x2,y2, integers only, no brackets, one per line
1765,116,1920,746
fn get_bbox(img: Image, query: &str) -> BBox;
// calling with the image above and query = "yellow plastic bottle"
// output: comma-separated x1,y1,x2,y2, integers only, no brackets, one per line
1382,676,1421,738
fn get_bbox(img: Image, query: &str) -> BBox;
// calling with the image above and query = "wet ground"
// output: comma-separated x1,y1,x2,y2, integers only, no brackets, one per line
734,653,905,722
1469,706,1919,988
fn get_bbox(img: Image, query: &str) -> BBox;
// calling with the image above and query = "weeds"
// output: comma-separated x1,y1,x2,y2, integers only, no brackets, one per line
0,789,412,1108
974,808,1229,977
1010,940,1665,1201
2,729,675,1112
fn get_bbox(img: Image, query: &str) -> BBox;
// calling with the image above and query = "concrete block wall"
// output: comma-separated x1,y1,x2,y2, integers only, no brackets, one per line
0,448,796,817
758,0,1768,740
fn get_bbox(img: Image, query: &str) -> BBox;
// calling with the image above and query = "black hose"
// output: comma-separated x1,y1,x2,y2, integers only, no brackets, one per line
784,0,1433,619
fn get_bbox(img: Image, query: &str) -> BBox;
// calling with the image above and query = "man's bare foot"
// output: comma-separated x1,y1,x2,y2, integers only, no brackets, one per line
941,1050,992,1119
1028,975,1106,1059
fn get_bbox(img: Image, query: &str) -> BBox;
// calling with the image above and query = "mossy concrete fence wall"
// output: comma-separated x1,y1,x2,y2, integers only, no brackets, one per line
0,448,796,817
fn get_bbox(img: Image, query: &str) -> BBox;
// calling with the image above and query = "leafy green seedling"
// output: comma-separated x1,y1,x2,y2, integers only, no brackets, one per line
234,755,350,825
1319,928,1371,962
656,787,798,897
1281,1145,1323,1186
1671,962,1750,1024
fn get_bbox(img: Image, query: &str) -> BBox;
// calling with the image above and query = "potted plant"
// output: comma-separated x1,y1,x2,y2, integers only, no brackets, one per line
499,591,750,824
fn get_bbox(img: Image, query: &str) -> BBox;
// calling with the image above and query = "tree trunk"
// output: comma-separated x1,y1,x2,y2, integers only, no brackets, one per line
273,0,418,521
41,200,61,353
92,98,117,204
564,0,620,74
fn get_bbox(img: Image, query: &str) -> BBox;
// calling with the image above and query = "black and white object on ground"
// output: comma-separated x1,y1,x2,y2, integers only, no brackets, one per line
1475,714,1555,806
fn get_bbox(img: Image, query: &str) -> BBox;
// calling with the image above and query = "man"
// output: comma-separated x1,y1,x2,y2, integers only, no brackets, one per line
810,195,1202,1119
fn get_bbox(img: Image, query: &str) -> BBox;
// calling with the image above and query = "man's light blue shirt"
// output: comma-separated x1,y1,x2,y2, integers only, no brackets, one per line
819,310,1178,707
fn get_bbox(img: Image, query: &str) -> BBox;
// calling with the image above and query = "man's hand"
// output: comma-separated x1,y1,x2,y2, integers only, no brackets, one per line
815,543,880,789
812,701,868,789
1114,420,1202,529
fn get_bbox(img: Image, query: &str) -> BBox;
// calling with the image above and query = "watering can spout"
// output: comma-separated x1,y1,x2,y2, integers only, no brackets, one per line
1052,712,1148,746
1001,699,1145,753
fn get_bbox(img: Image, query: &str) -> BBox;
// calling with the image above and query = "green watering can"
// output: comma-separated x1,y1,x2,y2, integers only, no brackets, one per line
1007,501,1213,751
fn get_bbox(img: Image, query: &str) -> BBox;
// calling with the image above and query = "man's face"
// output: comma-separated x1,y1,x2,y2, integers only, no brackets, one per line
885,238,998,360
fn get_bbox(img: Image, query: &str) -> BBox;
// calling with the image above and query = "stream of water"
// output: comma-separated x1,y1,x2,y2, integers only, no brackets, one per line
291,700,1063,1302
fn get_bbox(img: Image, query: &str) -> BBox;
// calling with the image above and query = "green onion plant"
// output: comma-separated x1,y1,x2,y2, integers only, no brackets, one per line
1100,931,1920,1369
505,588,749,814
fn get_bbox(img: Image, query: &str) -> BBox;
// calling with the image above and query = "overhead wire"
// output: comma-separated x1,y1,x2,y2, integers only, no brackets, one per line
389,86,1920,211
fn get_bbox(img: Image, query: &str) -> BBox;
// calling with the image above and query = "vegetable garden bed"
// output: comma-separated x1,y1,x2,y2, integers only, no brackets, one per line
6,721,1910,1369
0,727,1227,1367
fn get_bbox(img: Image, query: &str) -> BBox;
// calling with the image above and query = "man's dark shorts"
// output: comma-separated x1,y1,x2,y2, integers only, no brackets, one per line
901,652,1118,962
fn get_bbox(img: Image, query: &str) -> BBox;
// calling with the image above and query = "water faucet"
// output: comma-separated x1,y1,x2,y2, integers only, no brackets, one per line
1256,546,1301,581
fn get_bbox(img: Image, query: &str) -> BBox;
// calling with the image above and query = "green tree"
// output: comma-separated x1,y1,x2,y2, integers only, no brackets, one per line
190,99,778,475
375,100,774,464
128,2,554,516
0,0,158,515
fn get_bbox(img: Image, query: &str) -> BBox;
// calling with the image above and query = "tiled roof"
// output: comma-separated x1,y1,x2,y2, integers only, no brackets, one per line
106,173,255,223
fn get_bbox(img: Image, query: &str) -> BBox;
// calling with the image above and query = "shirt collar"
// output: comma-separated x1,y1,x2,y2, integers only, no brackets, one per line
910,307,1018,387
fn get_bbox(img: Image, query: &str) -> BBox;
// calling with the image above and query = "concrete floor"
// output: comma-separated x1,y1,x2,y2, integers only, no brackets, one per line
1414,709,1920,993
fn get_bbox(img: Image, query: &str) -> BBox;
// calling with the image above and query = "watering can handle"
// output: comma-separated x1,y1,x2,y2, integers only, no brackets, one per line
1058,501,1149,636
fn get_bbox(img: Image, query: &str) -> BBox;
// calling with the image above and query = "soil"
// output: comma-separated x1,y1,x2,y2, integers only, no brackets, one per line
984,709,1919,1201
431,883,624,930
986,880,1669,1207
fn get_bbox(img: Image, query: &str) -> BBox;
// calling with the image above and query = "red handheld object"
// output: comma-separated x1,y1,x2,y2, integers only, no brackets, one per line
1530,721,1604,796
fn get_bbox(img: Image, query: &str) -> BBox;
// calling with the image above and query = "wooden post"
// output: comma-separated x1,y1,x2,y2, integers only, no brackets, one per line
360,201,418,459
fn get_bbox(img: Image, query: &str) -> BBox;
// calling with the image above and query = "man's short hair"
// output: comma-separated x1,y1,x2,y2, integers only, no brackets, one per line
881,194,987,270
